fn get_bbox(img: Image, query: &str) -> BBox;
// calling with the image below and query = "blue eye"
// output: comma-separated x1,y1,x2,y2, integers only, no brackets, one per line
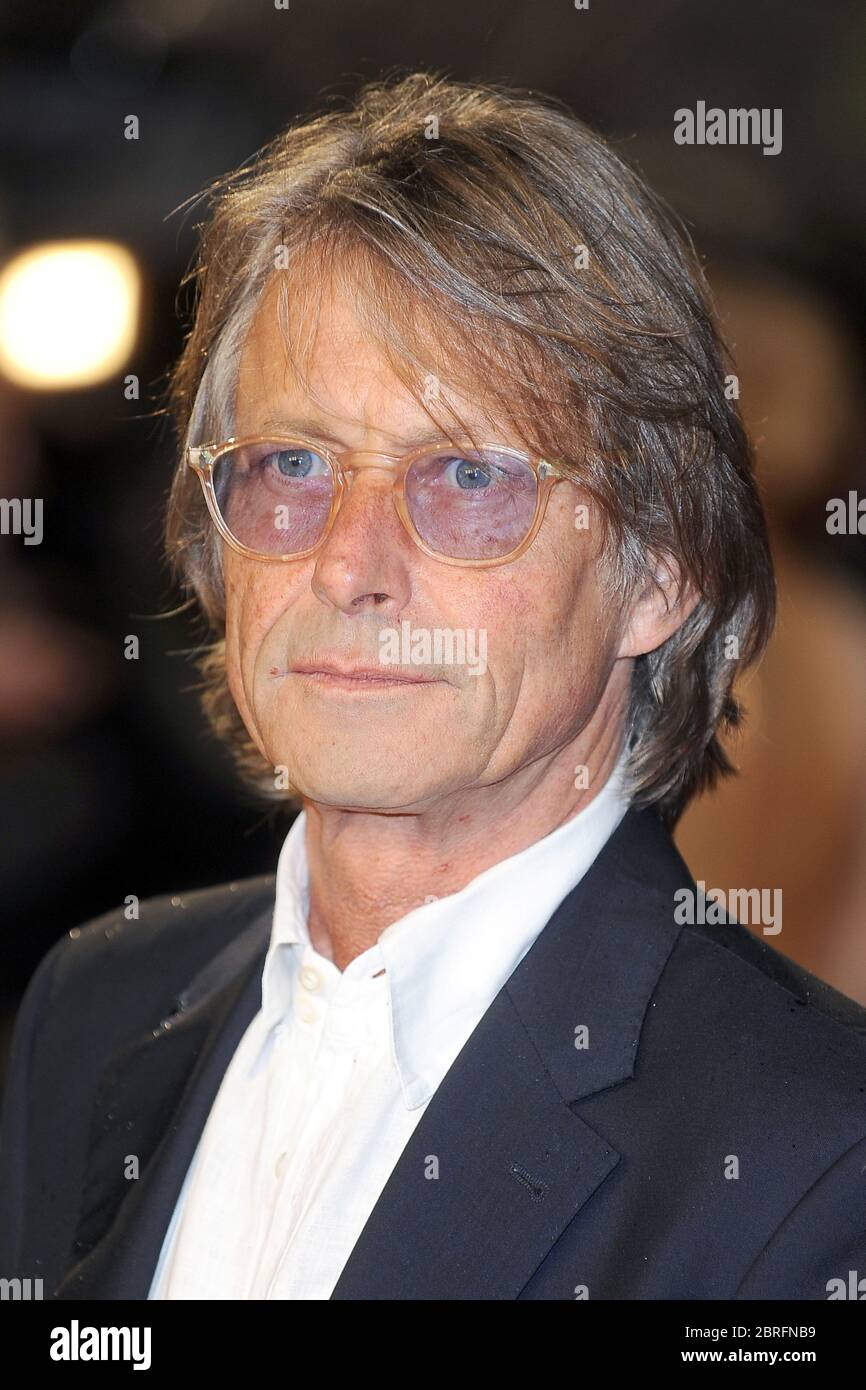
263,448,327,480
444,456,493,490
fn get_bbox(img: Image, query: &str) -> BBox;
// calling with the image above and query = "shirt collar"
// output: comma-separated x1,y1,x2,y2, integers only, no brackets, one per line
259,751,631,1108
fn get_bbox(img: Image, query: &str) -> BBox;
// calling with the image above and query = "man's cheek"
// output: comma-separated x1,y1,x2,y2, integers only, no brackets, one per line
225,589,263,706
227,578,268,668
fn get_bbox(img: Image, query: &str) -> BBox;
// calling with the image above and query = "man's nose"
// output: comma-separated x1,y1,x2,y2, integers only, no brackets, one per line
310,466,414,615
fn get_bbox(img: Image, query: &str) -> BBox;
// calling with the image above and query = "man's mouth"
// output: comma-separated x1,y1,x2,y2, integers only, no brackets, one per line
286,661,443,688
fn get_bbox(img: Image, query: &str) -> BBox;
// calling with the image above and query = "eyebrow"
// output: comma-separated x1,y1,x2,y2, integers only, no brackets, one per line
253,415,485,451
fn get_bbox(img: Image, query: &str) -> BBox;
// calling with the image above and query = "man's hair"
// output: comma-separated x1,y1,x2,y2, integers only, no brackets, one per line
165,69,775,826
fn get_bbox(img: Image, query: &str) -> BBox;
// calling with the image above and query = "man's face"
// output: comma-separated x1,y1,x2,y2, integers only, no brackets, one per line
223,274,627,811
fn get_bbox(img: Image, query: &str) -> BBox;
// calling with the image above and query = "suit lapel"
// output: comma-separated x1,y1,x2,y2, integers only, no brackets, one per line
330,983,622,1299
331,807,687,1299
54,907,271,1299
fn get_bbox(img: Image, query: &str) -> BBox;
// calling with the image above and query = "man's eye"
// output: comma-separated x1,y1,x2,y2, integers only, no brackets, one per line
442,456,494,490
261,448,327,479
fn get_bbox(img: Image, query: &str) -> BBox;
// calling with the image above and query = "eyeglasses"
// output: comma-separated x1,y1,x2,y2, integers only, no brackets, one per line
186,435,568,567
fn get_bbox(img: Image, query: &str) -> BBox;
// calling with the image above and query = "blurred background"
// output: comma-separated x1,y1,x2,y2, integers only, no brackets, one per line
1,0,864,1083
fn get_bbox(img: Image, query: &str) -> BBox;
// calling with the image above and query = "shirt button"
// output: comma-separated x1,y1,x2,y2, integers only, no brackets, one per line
299,1003,317,1024
299,965,322,993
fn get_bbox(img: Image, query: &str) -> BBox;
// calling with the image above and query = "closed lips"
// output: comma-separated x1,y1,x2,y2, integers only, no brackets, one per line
291,664,438,683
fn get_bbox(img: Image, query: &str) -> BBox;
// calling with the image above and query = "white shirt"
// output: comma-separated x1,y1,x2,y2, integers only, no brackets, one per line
148,758,631,1299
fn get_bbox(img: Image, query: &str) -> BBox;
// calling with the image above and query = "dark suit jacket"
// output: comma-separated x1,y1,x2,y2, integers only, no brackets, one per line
2,805,866,1300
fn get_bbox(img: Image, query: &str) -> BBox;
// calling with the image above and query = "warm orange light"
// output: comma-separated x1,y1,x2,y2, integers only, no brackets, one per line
0,240,141,389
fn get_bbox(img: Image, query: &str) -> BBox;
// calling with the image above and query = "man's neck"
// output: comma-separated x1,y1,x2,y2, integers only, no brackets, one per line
303,711,628,970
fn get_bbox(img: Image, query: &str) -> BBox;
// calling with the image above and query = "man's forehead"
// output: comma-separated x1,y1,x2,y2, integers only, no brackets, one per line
234,275,509,446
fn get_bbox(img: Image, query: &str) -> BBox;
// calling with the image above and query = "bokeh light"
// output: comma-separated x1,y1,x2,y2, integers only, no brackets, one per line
0,240,140,390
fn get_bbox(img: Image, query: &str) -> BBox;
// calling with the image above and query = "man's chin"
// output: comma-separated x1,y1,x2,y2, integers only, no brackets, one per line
275,759,469,814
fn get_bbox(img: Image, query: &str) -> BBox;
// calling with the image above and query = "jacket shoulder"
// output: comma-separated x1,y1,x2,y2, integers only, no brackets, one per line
623,808,866,1076
54,871,274,976
679,910,866,1037
23,871,276,1053
620,806,866,1155
657,912,866,1140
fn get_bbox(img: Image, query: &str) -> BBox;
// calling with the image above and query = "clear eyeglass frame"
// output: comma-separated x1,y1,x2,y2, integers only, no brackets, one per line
186,435,568,568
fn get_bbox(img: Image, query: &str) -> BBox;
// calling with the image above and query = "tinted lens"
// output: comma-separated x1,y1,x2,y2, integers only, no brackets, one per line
405,448,538,559
212,440,334,555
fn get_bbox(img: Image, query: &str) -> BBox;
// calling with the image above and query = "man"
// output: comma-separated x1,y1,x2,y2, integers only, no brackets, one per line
2,71,865,1301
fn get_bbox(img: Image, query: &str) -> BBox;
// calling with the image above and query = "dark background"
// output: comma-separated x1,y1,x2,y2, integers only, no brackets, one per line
1,0,864,1067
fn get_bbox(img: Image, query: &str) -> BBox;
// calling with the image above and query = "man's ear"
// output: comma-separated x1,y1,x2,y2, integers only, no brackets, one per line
617,553,701,659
